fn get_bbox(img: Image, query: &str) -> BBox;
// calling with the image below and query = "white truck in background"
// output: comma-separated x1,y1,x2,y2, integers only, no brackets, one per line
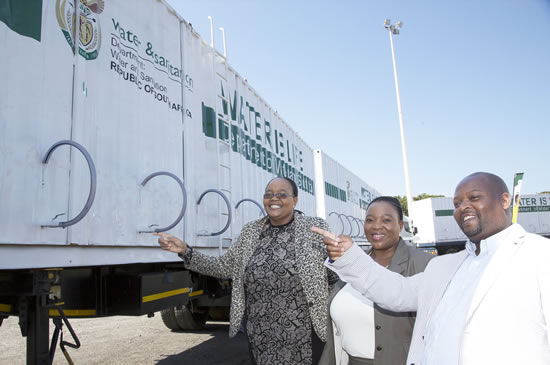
0,1,380,363
515,194,550,235
314,149,381,242
411,194,550,254
313,148,417,247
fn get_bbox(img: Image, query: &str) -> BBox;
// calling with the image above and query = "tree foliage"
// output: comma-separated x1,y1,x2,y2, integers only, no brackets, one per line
393,194,445,216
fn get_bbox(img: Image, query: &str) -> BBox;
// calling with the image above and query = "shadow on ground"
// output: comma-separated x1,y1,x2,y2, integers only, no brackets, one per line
156,323,250,365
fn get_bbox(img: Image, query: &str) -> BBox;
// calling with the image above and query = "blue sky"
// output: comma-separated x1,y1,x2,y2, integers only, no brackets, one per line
167,0,550,197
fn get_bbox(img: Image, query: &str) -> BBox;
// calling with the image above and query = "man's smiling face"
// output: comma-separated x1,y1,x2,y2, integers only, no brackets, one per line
453,174,511,244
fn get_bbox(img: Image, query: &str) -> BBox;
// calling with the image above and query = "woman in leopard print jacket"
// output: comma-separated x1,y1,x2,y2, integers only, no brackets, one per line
156,177,337,365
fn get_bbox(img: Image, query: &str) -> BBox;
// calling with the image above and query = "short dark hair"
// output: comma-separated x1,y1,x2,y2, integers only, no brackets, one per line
366,196,403,221
266,177,298,197
464,172,509,196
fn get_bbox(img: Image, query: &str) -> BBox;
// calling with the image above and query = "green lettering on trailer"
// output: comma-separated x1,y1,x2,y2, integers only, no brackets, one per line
202,103,216,138
230,90,238,121
218,118,229,142
260,146,267,171
202,101,314,195
264,121,272,148
266,151,273,173
255,142,262,167
519,206,550,213
325,181,346,202
250,140,258,165
244,135,251,161
231,125,239,152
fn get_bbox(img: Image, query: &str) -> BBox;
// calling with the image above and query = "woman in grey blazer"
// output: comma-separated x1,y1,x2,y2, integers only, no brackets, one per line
320,197,433,365
156,177,335,365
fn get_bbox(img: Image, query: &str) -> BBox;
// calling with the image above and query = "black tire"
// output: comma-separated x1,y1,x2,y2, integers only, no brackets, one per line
175,305,208,331
160,308,181,330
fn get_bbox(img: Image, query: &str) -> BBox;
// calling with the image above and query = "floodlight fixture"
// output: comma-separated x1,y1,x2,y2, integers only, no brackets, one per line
384,19,403,35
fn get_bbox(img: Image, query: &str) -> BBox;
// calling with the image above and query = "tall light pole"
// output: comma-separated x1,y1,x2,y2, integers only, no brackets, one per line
384,19,415,232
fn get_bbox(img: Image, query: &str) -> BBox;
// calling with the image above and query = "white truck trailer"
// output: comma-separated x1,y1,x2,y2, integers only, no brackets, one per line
313,149,381,242
0,1,380,363
411,194,550,254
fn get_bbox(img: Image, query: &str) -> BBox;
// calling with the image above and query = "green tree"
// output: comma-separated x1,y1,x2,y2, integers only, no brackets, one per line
393,194,445,216
394,195,409,216
414,193,444,201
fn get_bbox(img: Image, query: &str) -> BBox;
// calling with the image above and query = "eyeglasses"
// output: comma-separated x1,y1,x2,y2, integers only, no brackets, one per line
263,192,293,199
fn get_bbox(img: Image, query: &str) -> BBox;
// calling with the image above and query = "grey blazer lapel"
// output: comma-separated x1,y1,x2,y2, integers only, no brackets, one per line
328,280,347,304
388,239,410,275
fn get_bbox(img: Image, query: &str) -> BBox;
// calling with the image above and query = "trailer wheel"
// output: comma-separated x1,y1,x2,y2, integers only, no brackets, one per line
160,308,181,330
175,306,207,331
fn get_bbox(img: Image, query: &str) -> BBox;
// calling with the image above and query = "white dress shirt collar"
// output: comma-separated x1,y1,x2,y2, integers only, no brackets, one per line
464,223,514,257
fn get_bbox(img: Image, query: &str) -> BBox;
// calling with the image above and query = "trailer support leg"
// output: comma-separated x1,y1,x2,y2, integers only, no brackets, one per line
25,295,50,365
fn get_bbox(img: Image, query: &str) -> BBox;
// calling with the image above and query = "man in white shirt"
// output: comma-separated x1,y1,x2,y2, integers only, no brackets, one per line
313,172,550,365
